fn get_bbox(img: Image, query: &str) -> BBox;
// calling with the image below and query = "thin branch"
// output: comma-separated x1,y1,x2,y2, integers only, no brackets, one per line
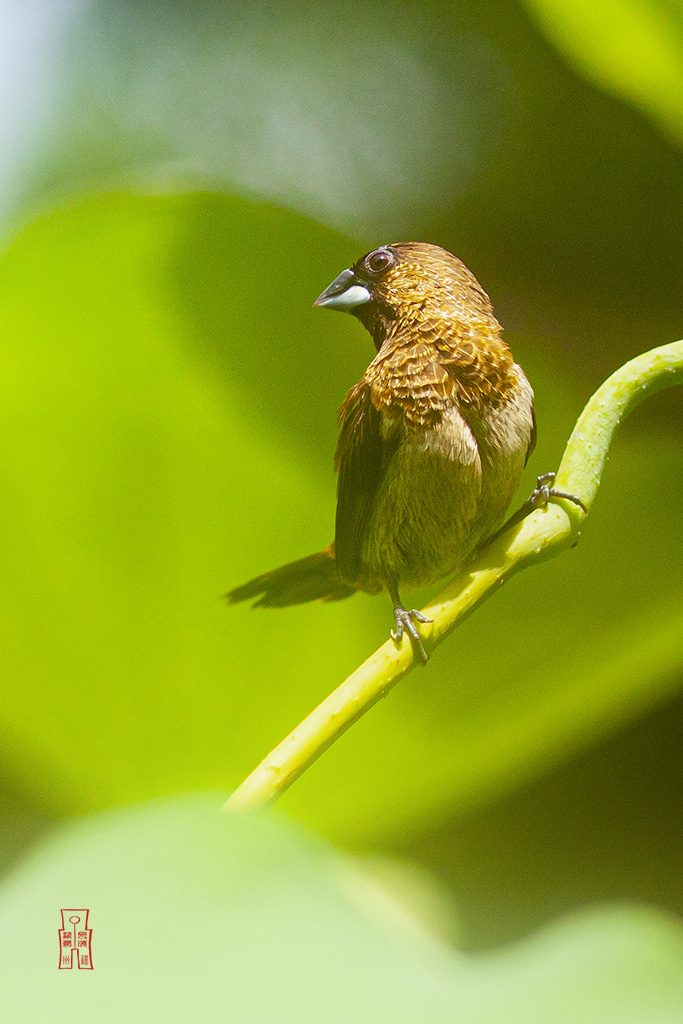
224,340,683,813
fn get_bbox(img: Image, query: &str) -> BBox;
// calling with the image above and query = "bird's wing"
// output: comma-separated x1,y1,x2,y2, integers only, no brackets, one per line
333,383,397,584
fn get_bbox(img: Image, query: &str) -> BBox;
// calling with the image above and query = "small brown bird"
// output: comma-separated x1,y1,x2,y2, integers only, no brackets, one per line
227,242,537,661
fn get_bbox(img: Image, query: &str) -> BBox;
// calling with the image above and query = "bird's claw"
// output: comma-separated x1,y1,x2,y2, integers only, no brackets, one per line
391,607,432,663
528,471,587,514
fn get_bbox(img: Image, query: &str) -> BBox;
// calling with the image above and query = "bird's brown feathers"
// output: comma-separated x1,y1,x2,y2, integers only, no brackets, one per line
333,242,534,592
226,544,355,606
228,241,536,611
352,242,517,424
334,383,397,587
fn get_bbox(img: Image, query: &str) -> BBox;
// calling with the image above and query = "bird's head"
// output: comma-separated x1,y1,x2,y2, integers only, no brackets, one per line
314,242,498,350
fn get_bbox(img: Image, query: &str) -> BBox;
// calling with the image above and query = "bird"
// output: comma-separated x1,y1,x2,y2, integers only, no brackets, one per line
227,242,538,662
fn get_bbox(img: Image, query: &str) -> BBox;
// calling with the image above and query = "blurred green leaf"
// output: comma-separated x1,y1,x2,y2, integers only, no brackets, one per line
522,0,683,146
0,192,682,841
2,793,683,1023
0,191,367,812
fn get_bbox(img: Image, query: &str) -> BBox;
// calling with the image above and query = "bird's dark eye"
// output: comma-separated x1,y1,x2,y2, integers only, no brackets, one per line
364,249,393,275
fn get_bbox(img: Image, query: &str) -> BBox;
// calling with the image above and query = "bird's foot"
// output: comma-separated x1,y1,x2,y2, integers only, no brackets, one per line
528,471,587,514
391,606,432,664
492,471,587,542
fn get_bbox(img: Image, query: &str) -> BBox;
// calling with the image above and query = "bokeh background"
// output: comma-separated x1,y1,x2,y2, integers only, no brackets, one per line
1,0,683,1018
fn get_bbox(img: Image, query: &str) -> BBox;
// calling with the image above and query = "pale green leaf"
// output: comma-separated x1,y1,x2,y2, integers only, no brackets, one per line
2,794,683,1023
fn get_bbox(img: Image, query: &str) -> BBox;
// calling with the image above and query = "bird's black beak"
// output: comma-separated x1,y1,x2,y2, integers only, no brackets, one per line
314,268,371,311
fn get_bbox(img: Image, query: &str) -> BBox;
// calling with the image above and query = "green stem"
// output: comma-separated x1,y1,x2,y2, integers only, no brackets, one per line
223,340,683,813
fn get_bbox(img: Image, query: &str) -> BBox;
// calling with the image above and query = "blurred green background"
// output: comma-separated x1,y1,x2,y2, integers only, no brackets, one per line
1,0,683,1018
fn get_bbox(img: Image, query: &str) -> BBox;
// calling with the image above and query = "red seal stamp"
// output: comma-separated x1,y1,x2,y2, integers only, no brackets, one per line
58,909,93,969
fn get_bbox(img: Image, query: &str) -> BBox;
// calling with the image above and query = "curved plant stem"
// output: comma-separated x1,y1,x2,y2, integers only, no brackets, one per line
223,340,683,813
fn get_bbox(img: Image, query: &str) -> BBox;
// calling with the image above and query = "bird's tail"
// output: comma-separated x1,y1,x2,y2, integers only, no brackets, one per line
226,544,356,607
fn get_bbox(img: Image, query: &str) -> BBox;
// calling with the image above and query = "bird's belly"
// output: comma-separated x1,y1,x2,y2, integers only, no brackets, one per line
356,437,524,593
